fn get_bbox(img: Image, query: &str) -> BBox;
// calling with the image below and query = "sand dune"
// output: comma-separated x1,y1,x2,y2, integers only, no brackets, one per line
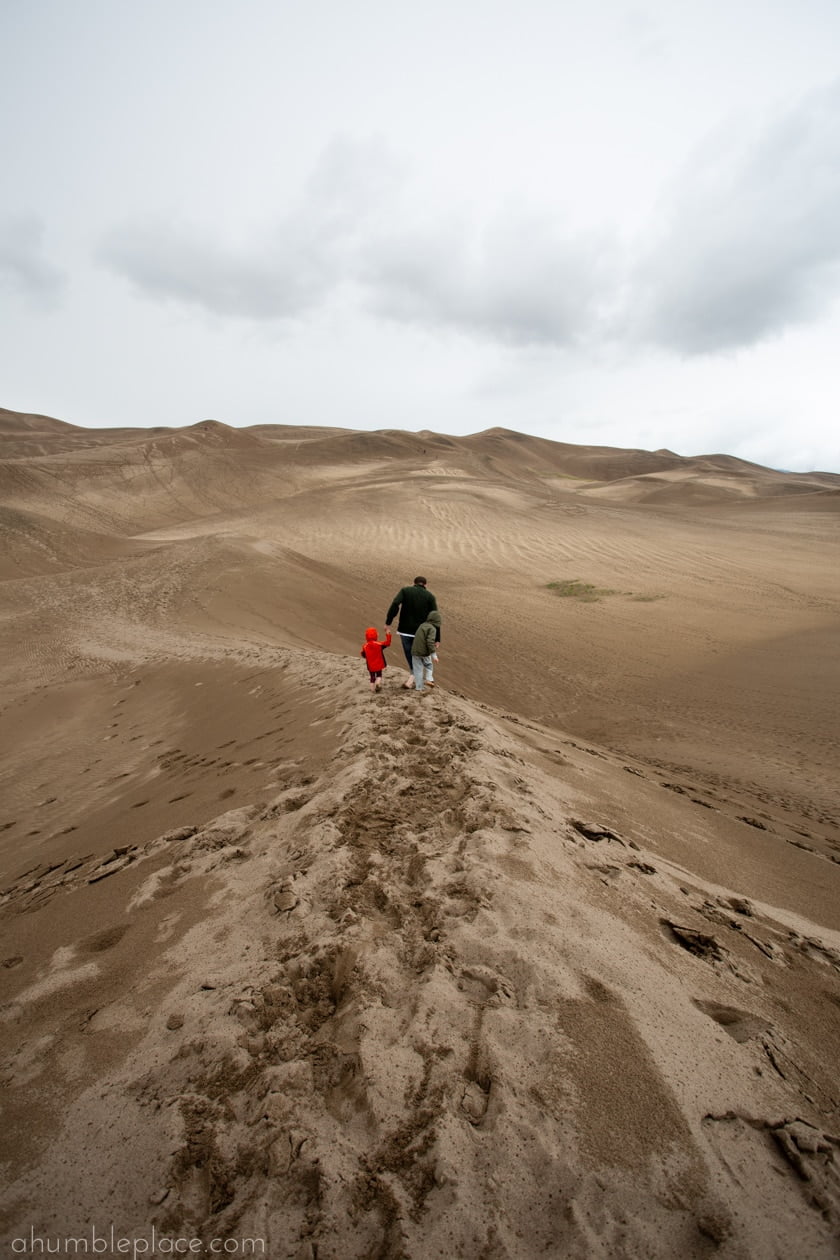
1,407,839,1257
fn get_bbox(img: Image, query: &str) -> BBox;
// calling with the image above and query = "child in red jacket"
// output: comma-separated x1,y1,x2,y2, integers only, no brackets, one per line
360,627,392,692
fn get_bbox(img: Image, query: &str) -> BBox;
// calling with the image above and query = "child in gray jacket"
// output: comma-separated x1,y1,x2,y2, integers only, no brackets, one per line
410,610,441,693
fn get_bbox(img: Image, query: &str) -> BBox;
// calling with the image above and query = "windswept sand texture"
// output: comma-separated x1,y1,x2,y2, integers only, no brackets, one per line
1,406,840,1258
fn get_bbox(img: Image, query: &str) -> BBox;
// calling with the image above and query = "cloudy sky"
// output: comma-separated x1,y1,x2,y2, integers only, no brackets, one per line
2,0,840,470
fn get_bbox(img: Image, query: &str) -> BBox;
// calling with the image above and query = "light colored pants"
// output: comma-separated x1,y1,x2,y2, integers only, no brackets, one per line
412,654,434,691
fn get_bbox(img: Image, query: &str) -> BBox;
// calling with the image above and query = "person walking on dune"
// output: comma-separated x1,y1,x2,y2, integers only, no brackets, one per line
360,626,391,692
411,609,441,694
385,576,440,689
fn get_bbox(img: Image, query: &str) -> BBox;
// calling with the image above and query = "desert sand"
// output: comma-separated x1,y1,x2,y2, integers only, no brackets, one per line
1,405,839,1258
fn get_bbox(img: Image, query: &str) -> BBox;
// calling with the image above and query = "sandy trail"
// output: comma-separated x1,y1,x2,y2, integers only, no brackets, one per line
3,654,840,1257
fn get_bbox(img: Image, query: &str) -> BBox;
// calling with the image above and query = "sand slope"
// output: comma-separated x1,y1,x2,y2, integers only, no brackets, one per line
1,408,839,1257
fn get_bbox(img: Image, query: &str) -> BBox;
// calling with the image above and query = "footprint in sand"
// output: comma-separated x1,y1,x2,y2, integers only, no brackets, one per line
80,924,129,953
662,920,724,962
461,1078,491,1124
570,819,624,844
693,999,771,1043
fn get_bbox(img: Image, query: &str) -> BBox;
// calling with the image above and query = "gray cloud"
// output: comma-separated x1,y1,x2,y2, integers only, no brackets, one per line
98,137,402,320
99,217,334,320
96,82,840,360
633,80,840,353
98,131,611,346
0,214,65,305
360,211,614,347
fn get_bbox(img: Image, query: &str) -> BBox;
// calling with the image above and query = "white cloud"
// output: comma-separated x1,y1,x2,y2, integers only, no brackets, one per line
94,79,840,365
632,79,840,352
360,209,615,347
97,137,402,321
0,213,66,306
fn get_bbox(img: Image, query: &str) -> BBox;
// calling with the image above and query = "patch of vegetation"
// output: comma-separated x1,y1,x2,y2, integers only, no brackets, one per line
546,579,617,602
546,579,667,603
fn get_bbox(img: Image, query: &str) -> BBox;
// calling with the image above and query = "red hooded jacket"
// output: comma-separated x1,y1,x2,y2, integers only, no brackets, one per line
360,628,391,672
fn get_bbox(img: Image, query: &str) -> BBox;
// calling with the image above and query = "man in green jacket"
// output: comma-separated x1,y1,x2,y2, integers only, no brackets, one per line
385,576,440,682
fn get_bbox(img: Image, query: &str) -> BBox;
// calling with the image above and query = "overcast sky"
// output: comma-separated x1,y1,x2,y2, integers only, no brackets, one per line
2,0,840,470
